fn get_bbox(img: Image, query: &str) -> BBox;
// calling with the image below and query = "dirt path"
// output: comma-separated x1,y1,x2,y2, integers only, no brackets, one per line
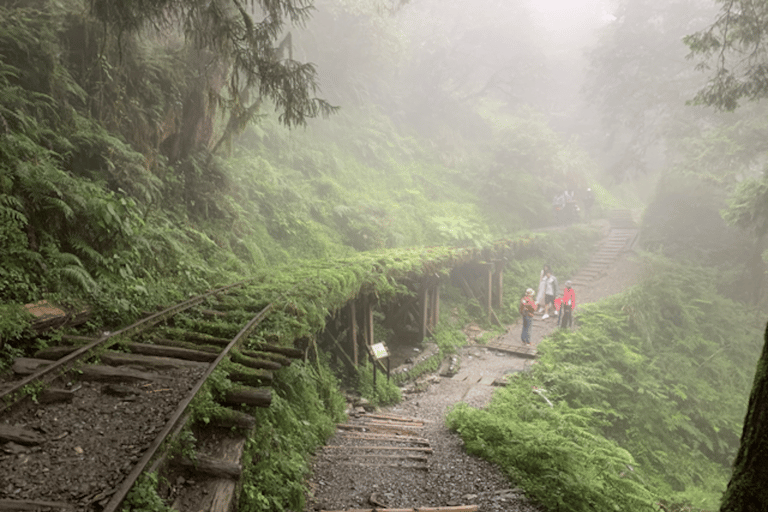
304,246,641,512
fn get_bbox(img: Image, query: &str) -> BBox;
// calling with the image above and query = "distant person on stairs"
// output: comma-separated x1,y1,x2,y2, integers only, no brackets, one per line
559,280,576,329
520,288,536,345
541,268,558,320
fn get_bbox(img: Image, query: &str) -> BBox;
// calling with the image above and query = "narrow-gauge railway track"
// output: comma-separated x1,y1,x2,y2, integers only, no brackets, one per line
0,281,303,512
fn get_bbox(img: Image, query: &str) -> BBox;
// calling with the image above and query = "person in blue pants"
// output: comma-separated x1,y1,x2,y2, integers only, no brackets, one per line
520,288,536,345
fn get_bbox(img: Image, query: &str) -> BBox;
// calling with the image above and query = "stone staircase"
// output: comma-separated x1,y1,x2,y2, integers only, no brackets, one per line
571,210,639,288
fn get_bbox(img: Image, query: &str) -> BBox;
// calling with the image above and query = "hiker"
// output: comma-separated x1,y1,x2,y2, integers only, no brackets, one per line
541,268,558,320
535,264,551,313
552,192,566,224
583,188,595,221
559,280,576,328
520,288,536,345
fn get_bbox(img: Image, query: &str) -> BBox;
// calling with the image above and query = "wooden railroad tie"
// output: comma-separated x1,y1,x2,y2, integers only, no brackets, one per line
336,432,430,445
357,413,432,424
323,445,433,453
320,506,478,512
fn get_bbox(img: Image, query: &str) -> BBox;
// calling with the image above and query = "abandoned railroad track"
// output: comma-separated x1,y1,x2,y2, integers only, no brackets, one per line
0,280,303,512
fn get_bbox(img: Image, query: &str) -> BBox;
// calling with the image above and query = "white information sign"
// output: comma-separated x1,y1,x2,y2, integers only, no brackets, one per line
370,342,389,360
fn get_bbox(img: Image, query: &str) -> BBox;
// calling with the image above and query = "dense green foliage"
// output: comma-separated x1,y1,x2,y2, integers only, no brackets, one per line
448,254,763,511
239,360,346,512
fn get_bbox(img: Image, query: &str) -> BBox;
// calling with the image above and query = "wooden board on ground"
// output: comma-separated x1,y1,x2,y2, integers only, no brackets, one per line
320,506,477,512
482,343,537,358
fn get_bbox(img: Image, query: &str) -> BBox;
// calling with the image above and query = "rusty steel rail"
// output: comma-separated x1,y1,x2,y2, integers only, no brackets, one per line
102,302,274,512
0,280,249,413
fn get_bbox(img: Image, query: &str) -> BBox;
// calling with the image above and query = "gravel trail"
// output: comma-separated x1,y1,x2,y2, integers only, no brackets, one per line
304,242,640,512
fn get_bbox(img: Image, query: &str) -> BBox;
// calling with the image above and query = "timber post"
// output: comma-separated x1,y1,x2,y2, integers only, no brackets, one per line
349,300,358,366
493,259,504,309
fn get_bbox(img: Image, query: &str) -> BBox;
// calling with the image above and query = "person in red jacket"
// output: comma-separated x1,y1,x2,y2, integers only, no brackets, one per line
559,280,576,329
520,288,537,345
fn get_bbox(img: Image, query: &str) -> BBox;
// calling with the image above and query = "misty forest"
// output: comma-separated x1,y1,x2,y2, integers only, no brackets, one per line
2,0,768,511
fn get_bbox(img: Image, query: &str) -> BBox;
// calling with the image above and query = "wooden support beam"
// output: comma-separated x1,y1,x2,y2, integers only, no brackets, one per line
430,283,440,330
493,260,504,309
365,299,374,348
485,264,493,324
350,300,358,366
419,285,429,342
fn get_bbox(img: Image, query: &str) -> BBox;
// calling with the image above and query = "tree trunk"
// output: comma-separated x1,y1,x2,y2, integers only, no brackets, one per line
720,322,768,512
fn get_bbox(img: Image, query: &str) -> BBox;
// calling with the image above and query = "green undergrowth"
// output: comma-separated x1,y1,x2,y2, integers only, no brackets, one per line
447,254,763,512
239,359,346,512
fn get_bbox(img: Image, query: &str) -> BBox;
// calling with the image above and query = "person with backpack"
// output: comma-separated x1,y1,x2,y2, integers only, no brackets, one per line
559,280,576,328
520,288,536,345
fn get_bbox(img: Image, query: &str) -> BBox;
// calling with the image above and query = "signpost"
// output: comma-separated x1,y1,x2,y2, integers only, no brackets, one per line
368,342,391,395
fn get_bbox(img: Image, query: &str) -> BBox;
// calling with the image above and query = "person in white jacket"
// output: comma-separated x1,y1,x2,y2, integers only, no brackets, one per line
535,264,551,313
541,268,558,320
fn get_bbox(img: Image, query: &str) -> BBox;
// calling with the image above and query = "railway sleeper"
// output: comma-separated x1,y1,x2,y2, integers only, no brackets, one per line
221,386,272,408
125,342,217,363
230,350,282,371
100,351,209,370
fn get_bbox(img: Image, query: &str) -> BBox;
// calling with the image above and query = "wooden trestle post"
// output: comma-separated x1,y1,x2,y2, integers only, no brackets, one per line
349,300,358,366
493,259,504,309
419,285,429,342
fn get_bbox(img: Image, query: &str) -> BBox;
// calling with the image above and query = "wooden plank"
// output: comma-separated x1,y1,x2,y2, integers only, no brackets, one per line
125,342,217,362
240,349,291,367
34,346,79,360
0,425,46,445
323,445,433,453
357,419,424,428
222,387,272,408
340,453,428,462
0,499,74,511
100,351,208,370
175,454,241,479
350,300,358,366
320,506,477,512
335,462,428,470
248,342,303,359
230,352,282,371
484,344,537,358
336,432,430,445
12,357,50,375
38,388,75,404
336,424,422,435
359,413,432,423
79,365,161,383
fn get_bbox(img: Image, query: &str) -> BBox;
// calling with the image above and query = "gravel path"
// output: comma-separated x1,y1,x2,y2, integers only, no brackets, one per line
304,245,641,512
